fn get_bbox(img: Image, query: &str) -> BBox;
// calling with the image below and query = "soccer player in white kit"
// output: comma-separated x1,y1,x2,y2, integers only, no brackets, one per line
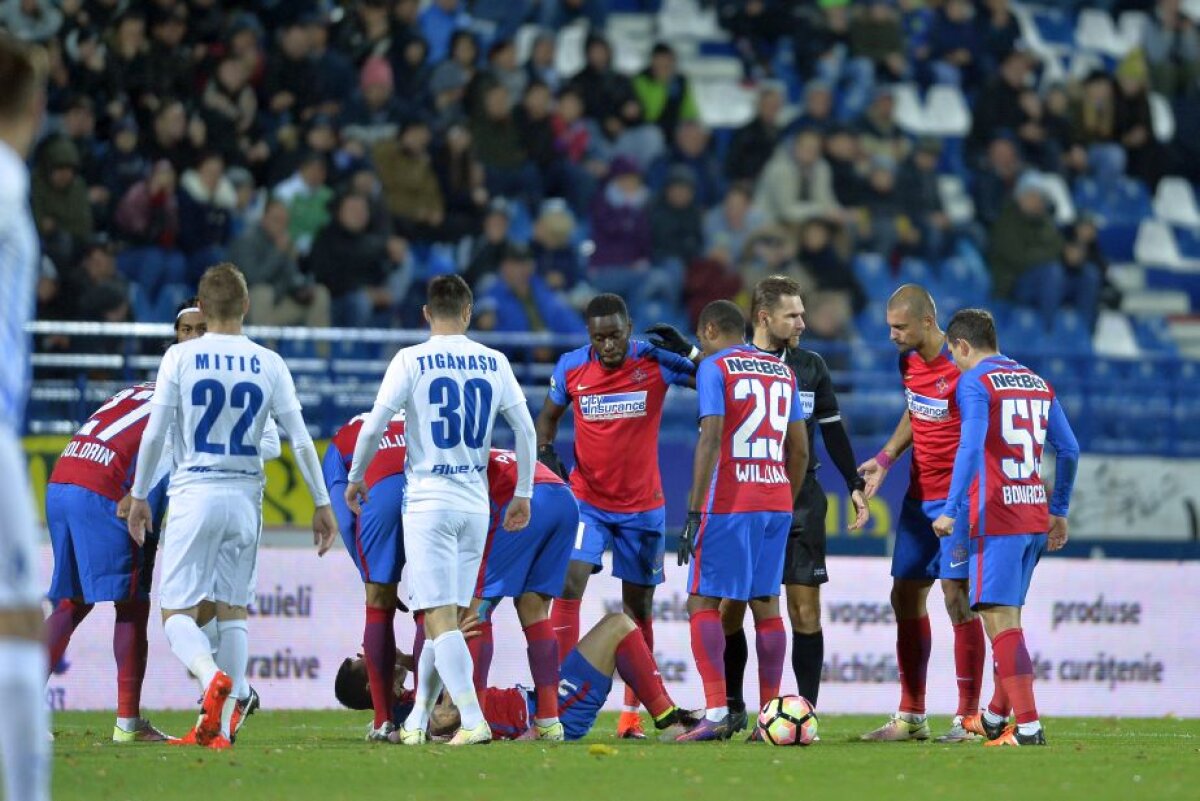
0,33,50,801
127,264,338,750
345,275,538,746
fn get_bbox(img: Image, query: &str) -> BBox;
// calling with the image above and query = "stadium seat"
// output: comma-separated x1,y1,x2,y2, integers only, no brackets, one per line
1075,9,1132,57
679,56,743,81
1031,7,1077,49
1117,11,1151,50
691,80,756,127
938,175,976,224
923,86,971,137
1096,221,1139,261
554,23,589,77
1051,309,1093,353
891,83,925,134
1153,177,1200,228
1134,219,1191,269
853,253,891,300
1150,93,1176,141
1042,173,1077,225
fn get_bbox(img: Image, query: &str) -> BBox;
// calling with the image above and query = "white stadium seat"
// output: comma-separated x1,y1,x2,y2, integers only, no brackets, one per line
1041,173,1077,226
891,83,925,134
924,85,971,136
1153,177,1200,228
554,22,588,78
1134,219,1189,269
1076,8,1131,57
1150,93,1176,141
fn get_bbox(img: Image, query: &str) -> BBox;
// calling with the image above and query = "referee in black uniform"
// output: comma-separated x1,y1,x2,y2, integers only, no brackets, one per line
650,275,869,729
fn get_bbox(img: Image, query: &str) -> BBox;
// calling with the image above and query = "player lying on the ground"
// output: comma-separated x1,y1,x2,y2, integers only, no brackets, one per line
931,309,1079,748
336,612,700,741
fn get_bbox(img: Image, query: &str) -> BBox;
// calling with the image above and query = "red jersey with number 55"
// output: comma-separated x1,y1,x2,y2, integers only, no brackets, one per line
48,383,158,502
697,346,807,514
899,346,961,501
487,448,565,506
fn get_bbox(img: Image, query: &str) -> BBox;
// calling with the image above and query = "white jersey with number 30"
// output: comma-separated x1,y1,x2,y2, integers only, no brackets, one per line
371,334,526,513
151,333,302,493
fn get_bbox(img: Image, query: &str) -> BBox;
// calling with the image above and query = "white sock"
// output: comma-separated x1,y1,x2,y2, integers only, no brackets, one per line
621,705,639,714
404,644,442,732
705,706,728,722
983,709,1006,726
115,717,141,731
164,615,219,688
200,618,221,657
216,620,249,737
0,639,50,801
431,630,484,730
899,711,926,723
534,717,559,727
1017,720,1042,736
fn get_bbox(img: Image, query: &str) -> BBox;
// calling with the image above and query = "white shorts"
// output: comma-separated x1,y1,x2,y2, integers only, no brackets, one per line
159,485,262,610
403,510,489,611
0,428,42,609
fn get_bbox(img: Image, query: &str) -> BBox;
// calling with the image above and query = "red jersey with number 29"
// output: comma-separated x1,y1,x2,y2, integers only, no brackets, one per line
697,346,807,514
49,383,158,502
899,346,961,501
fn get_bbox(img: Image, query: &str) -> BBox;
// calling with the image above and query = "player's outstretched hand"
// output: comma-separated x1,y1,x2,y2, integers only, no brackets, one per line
1047,515,1069,551
857,457,888,499
537,444,569,481
126,498,152,546
345,480,367,515
116,494,132,520
678,512,702,566
848,489,870,531
645,323,697,359
931,514,955,538
504,496,531,531
313,504,338,556
458,610,482,639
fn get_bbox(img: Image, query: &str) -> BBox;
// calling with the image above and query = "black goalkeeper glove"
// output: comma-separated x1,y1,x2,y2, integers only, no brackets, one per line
678,512,702,566
645,323,698,360
537,444,569,481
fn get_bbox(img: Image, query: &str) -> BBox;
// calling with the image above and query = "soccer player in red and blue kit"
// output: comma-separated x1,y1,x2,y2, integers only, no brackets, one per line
932,309,1078,747
859,285,987,743
536,293,696,738
677,301,809,742
324,412,409,741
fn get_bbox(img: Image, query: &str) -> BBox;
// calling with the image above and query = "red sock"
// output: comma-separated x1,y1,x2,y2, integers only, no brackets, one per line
467,620,494,691
623,617,653,709
113,600,150,718
615,628,672,720
363,605,396,729
896,615,932,715
993,628,1038,724
550,598,580,664
689,608,726,711
523,620,559,720
411,612,426,694
953,617,986,716
46,599,92,675
987,662,1011,718
754,616,786,710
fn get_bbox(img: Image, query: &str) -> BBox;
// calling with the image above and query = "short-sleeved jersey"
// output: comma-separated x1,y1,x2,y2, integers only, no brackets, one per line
151,333,302,493
548,339,694,513
49,383,162,502
370,334,526,513
697,345,807,514
487,447,565,506
0,141,39,433
955,355,1060,536
900,345,961,500
327,414,407,490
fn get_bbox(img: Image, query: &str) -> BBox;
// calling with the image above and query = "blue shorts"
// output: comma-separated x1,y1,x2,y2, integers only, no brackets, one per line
688,511,790,601
969,534,1046,609
478,483,578,599
558,648,613,741
573,500,666,586
340,473,406,585
46,483,163,604
891,496,971,581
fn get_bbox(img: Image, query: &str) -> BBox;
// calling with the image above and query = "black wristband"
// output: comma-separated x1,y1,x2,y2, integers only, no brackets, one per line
850,476,866,493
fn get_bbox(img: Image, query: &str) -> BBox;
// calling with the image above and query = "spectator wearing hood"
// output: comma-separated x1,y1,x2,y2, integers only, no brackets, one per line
476,242,584,343
633,43,699,138
32,135,94,265
755,129,842,226
177,151,236,280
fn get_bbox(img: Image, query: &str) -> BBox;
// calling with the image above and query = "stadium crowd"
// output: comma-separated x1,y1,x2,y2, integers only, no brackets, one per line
9,0,1199,356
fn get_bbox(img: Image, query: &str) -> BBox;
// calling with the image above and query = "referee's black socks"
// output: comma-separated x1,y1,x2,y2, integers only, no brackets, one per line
792,630,824,708
724,629,748,713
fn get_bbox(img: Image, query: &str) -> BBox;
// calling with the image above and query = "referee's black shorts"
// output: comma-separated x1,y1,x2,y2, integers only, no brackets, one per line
783,473,828,586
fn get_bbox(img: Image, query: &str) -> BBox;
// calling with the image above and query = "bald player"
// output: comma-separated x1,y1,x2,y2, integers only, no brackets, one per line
857,286,986,743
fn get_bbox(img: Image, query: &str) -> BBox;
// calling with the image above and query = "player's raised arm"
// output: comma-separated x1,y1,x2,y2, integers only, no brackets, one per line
1044,397,1080,551
859,410,913,498
934,378,989,537
498,358,535,531
128,349,181,545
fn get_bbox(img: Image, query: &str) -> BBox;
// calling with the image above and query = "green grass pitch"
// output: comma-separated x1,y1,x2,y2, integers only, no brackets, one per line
52,711,1199,801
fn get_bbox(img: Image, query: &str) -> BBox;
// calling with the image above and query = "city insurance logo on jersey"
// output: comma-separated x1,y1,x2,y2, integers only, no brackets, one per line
578,390,648,421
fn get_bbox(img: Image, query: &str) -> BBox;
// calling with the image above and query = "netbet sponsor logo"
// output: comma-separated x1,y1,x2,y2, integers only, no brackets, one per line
724,356,791,378
986,371,1049,393
905,389,950,422
1051,595,1142,629
578,390,647,421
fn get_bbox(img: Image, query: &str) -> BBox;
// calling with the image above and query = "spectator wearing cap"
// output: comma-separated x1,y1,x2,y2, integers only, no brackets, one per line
0,0,62,42
307,192,412,329
420,0,472,64
201,55,264,167
988,172,1100,331
273,152,334,255
470,82,542,210
531,199,585,290
114,159,186,314
32,135,94,265
704,183,766,267
646,120,725,209
230,199,332,332
177,151,236,280
856,86,910,163
342,56,411,146
755,129,842,227
633,43,699,138
850,0,908,82
650,165,705,268
725,83,785,184
373,119,446,242
264,19,320,125
476,242,584,344
99,116,149,204
465,199,514,290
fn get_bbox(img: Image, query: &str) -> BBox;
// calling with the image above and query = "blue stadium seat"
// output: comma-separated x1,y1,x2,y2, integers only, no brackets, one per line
854,254,891,300
1032,8,1077,48
1051,309,1093,353
1095,221,1139,261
